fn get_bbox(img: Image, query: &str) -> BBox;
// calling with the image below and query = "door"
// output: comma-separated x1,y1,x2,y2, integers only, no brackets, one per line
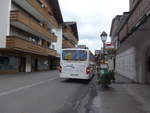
19,57,26,72
146,55,150,84
32,58,38,72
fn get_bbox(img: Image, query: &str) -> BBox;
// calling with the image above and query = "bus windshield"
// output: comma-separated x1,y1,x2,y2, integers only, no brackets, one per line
62,50,87,61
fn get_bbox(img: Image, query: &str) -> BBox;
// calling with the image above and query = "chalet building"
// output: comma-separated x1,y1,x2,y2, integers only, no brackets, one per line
110,0,150,83
78,45,88,49
0,0,63,73
62,22,79,48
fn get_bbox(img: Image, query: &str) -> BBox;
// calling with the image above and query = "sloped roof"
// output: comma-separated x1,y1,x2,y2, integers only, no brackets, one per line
63,22,79,40
48,0,63,24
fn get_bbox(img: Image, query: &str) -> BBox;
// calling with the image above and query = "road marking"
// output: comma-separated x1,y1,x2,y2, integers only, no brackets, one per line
0,77,58,97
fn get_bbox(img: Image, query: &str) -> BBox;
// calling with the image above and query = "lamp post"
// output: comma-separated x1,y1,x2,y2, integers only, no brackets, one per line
100,31,107,62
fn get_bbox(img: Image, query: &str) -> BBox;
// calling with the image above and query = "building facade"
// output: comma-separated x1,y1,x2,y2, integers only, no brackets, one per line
62,22,79,49
110,13,129,71
78,45,88,49
0,0,63,73
110,0,150,84
110,13,129,50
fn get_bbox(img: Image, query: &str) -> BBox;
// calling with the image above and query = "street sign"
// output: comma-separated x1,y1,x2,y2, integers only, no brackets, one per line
100,64,108,68
95,50,101,55
105,43,114,50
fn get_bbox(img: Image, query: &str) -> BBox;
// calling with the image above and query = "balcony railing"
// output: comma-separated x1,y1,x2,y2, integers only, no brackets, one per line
6,36,58,57
62,40,75,48
10,10,57,42
26,0,58,27
63,27,78,44
119,0,150,41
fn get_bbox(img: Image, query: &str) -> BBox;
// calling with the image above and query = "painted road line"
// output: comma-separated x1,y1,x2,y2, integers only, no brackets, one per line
0,77,58,97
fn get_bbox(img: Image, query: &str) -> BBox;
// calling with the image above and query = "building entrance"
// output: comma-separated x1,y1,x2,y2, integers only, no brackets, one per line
32,58,38,72
145,48,150,84
19,57,26,72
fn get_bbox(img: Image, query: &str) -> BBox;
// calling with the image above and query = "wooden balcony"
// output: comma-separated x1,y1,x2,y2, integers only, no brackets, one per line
62,40,75,48
26,0,58,27
63,27,78,44
119,0,150,41
10,10,57,42
6,36,58,57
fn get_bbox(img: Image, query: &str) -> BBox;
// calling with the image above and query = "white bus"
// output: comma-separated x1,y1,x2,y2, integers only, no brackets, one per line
59,48,95,80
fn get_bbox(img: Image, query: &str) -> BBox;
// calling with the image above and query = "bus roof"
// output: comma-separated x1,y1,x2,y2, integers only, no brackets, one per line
62,48,89,51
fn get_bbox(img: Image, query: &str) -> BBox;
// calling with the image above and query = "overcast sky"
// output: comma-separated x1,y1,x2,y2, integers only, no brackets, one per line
58,0,129,53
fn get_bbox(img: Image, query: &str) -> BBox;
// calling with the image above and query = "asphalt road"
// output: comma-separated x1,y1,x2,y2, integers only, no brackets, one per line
0,71,93,113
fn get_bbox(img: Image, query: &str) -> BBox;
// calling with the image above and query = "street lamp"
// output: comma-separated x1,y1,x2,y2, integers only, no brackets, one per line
100,31,107,62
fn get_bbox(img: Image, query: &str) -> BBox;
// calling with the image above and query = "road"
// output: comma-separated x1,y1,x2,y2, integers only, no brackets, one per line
0,71,93,113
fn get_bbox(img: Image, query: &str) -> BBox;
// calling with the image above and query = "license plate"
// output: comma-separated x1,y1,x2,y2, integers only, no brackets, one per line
70,74,78,76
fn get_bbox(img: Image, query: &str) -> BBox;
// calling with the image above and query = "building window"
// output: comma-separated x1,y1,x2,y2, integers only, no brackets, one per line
38,58,49,70
36,0,46,8
52,45,55,49
47,42,51,49
28,36,40,45
0,56,19,71
117,39,121,48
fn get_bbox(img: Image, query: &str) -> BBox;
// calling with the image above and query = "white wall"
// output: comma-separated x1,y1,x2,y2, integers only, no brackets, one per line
52,26,63,55
0,0,11,48
116,47,136,81
26,55,32,72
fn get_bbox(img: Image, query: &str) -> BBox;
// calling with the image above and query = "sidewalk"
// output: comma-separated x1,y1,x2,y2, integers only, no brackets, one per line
89,74,150,113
